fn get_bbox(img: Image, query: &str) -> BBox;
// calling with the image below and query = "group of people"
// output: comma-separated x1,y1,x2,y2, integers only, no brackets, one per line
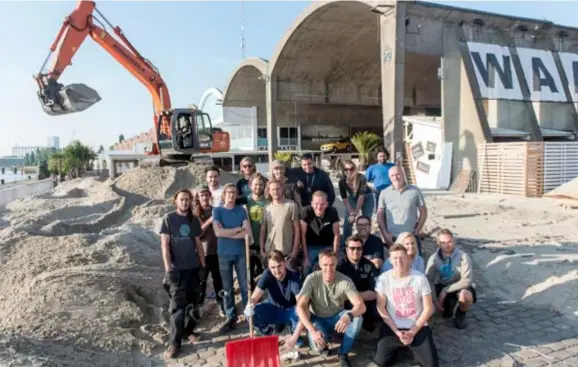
158,151,476,367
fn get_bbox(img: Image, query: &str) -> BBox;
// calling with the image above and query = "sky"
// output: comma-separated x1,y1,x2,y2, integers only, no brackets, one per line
1,0,578,156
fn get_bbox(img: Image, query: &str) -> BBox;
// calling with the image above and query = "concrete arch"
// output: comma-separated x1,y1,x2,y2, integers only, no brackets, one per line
222,57,269,107
199,87,223,110
269,0,379,87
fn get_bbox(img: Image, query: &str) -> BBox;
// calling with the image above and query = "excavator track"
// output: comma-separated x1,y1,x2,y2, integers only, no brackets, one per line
139,155,215,169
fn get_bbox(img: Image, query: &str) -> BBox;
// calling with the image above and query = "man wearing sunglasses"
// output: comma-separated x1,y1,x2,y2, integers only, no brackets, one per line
337,234,381,332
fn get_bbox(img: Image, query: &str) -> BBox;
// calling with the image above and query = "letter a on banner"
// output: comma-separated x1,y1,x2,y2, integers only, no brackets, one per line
517,48,566,102
468,42,523,100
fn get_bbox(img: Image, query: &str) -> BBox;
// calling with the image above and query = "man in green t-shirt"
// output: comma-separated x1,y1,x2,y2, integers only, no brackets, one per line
297,248,366,367
246,173,267,291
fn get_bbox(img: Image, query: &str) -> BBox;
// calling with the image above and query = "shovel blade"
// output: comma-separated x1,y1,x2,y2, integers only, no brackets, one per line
225,335,280,367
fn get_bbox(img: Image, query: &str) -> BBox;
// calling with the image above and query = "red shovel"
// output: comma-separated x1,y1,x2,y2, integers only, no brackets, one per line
225,235,281,367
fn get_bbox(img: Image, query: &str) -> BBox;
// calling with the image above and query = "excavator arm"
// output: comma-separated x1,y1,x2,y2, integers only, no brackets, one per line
35,0,171,138
35,0,230,159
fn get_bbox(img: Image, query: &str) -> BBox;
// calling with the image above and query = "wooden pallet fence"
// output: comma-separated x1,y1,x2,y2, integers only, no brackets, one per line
543,142,578,193
477,142,544,197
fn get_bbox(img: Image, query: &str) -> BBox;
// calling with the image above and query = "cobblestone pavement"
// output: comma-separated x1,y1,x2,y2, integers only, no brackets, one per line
156,239,578,367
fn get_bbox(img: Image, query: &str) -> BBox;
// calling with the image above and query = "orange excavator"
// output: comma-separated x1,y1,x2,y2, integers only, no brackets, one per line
34,0,230,165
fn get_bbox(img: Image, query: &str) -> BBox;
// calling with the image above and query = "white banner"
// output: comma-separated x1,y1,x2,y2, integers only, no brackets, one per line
559,52,578,103
467,42,523,100
517,47,566,102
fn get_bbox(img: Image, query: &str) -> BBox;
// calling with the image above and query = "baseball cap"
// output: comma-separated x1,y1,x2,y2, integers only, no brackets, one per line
196,185,211,193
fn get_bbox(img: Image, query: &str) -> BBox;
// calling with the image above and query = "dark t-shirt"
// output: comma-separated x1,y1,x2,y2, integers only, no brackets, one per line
363,234,385,260
159,211,202,270
337,256,379,293
300,206,340,248
256,269,302,309
338,174,370,199
198,207,218,256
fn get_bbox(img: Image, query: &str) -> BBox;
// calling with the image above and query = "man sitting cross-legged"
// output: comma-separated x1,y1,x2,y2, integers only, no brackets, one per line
373,244,439,367
337,234,381,332
244,250,305,354
297,248,366,367
425,228,476,329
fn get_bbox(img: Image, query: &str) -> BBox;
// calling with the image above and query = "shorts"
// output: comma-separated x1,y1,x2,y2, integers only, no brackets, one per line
435,284,477,318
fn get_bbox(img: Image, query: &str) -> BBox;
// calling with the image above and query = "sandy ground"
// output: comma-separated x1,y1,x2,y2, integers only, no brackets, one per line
0,167,577,366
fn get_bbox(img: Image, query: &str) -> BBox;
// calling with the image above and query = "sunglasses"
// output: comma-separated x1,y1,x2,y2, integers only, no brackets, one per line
347,246,362,251
344,167,354,171
242,164,253,168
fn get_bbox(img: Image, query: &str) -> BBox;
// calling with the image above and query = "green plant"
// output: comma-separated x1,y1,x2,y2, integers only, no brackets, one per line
274,152,292,163
351,131,382,166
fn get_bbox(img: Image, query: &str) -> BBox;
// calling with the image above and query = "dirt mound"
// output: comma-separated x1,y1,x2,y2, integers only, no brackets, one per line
0,164,241,365
545,176,578,201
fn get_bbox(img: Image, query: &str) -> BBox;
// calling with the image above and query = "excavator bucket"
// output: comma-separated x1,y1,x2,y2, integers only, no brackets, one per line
38,82,102,116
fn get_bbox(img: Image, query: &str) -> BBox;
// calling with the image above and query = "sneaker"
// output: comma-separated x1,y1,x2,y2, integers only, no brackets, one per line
338,354,352,367
280,349,300,361
164,344,180,359
219,318,237,333
453,309,467,329
319,347,330,357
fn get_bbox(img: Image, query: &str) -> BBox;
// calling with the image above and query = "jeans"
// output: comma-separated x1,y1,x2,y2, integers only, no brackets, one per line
218,253,249,320
199,255,224,313
164,268,201,347
342,194,375,248
305,246,325,275
308,310,362,355
253,303,302,345
373,324,439,367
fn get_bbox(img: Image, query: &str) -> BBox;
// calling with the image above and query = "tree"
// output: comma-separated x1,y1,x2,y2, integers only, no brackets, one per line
29,151,36,165
62,140,96,178
351,131,382,170
97,145,104,154
24,153,31,166
118,134,125,143
48,152,66,177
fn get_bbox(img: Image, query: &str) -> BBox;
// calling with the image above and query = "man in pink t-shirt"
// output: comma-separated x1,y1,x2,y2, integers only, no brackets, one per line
373,244,439,367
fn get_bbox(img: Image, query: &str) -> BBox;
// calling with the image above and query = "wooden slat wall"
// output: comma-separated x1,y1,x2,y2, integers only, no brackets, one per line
477,142,544,197
402,143,416,185
543,142,578,193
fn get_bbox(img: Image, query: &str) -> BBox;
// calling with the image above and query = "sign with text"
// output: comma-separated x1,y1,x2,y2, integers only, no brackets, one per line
559,52,578,103
467,42,578,103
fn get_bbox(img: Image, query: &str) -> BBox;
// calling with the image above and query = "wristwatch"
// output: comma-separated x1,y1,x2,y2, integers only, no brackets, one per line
346,311,354,322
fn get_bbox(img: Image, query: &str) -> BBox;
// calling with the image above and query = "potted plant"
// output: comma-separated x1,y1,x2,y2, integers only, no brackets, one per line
350,131,381,171
274,152,293,168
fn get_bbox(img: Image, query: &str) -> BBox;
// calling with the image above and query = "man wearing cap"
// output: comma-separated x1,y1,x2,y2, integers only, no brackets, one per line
270,160,302,209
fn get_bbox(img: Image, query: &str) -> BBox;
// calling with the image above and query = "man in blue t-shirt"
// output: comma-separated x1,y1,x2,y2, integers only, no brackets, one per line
365,149,396,212
213,183,251,333
244,250,305,351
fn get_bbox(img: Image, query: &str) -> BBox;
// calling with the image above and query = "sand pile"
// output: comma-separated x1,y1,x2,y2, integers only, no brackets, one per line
0,164,238,366
424,192,578,319
544,176,578,201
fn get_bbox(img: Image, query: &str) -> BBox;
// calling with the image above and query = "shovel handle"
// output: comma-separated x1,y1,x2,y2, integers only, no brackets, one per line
245,234,254,338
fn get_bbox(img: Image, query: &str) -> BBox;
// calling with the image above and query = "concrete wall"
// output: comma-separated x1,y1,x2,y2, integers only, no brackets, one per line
0,179,54,207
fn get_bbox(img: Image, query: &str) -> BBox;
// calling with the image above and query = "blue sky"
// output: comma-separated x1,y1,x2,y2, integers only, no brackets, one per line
0,1,577,156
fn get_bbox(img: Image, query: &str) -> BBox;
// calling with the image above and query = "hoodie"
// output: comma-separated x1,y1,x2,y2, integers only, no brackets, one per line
425,247,473,294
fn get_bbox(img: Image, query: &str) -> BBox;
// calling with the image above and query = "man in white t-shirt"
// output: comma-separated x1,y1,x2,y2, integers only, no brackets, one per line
205,166,223,207
373,244,439,367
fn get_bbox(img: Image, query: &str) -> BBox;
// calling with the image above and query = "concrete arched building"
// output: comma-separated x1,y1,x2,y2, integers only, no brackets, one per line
222,0,578,187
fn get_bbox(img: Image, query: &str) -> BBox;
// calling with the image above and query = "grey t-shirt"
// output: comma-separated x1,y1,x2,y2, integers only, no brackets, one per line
377,185,425,236
159,211,202,270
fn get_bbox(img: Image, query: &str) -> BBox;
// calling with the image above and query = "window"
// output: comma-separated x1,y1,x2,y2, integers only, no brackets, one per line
279,127,298,146
257,127,267,139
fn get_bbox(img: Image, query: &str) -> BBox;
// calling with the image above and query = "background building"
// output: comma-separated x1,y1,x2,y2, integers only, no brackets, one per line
46,136,60,150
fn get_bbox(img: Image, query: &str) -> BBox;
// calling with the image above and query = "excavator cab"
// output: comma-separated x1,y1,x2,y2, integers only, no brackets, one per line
156,108,218,156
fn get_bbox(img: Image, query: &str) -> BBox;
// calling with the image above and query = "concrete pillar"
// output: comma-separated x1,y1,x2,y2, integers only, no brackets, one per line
380,1,407,162
266,75,279,167
108,158,116,179
380,2,406,164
